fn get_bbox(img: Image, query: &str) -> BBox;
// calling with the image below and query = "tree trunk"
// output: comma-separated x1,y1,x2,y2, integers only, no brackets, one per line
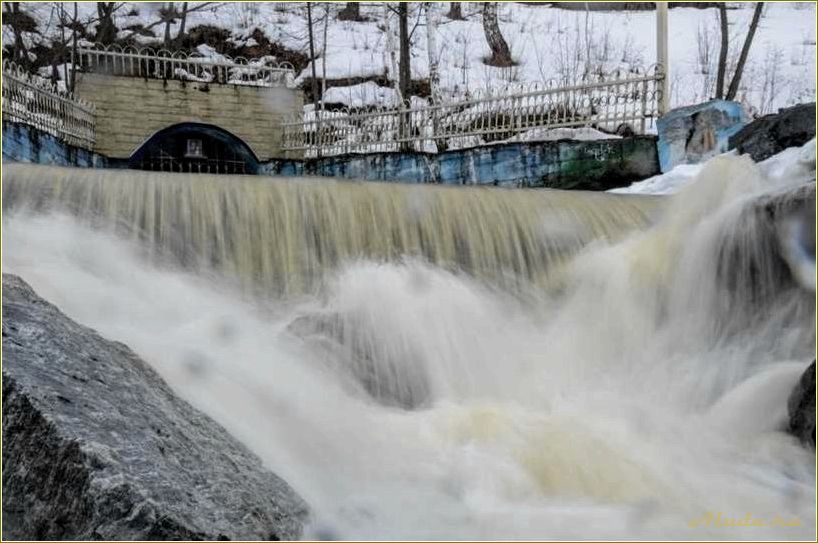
306,2,321,108
70,2,78,92
321,4,329,106
176,2,189,44
5,3,30,67
338,2,362,21
384,4,403,106
307,2,322,156
59,3,69,86
425,3,440,102
447,2,464,20
162,2,175,48
398,3,411,105
714,3,728,99
425,2,445,152
726,2,764,101
96,2,118,45
482,3,513,67
398,3,411,151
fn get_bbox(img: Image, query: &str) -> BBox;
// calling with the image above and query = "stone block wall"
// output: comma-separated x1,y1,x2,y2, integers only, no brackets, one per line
74,73,303,160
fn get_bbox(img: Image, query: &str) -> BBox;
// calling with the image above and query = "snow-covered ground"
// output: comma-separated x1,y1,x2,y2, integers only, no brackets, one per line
7,2,816,117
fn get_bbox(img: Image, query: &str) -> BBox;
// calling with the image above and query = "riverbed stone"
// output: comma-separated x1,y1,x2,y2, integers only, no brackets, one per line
729,102,816,162
787,360,816,450
2,274,308,541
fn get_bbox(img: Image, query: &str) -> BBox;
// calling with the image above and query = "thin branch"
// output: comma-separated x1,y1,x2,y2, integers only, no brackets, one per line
726,2,764,100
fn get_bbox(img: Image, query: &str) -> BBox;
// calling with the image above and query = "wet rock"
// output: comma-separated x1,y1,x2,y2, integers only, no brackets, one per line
287,312,430,410
711,183,816,338
729,103,817,162
787,360,816,449
2,274,308,541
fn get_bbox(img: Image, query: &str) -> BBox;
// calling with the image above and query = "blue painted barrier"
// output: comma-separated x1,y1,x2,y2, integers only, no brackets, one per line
656,99,747,172
3,121,660,191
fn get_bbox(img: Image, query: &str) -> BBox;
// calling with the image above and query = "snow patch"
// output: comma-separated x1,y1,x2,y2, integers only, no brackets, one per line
322,82,397,108
612,139,817,195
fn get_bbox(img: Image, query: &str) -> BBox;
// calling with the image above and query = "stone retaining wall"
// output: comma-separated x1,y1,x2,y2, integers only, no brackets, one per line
74,73,303,160
3,122,659,190
262,137,660,190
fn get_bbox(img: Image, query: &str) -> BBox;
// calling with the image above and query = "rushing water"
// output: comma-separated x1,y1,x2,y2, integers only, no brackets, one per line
2,151,815,540
1,165,658,296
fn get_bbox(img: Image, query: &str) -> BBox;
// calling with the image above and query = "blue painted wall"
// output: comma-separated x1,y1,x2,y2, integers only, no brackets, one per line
4,121,659,191
261,137,660,191
2,122,110,168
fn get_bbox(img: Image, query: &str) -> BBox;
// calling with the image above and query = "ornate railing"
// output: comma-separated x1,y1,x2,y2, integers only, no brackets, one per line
282,66,664,158
75,44,296,88
2,61,96,150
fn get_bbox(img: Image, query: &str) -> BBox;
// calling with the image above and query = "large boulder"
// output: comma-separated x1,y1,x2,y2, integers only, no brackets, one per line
729,102,817,162
2,274,308,540
787,361,816,450
714,182,815,306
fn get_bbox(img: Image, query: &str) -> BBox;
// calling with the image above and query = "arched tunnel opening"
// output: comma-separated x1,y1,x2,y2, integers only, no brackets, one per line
129,123,260,174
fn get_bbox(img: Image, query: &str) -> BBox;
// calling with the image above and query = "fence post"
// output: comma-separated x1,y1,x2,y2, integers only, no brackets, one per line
640,78,648,134
656,3,669,116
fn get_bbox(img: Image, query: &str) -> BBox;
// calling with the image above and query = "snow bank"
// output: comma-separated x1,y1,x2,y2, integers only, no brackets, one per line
612,139,817,195
322,81,397,108
11,2,815,117
506,127,621,143
609,163,705,195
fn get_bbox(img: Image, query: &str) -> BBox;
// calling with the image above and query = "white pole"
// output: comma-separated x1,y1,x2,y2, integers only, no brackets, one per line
656,2,669,115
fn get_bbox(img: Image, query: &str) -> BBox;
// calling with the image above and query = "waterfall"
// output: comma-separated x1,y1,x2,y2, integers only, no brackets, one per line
2,164,659,295
2,149,815,540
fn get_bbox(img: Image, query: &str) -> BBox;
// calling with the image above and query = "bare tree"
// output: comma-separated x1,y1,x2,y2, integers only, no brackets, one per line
338,2,363,22
321,3,329,104
398,3,412,150
54,3,69,86
425,2,444,151
384,3,403,106
713,2,765,101
714,3,728,99
129,1,217,48
398,2,411,106
70,2,78,91
725,2,764,100
306,2,323,156
482,2,513,67
447,2,464,20
306,2,320,109
176,1,189,42
3,2,35,67
96,2,118,45
425,3,440,101
161,2,175,47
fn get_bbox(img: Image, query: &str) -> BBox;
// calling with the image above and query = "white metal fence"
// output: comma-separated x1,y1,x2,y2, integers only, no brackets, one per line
2,60,96,150
282,66,664,158
75,44,296,88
